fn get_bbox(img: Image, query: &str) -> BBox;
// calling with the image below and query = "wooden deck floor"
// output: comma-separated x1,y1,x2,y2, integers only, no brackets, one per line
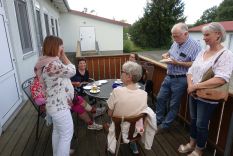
0,100,214,156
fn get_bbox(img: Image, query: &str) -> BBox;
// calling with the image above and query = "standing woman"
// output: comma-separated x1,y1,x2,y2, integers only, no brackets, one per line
178,23,233,156
35,36,76,156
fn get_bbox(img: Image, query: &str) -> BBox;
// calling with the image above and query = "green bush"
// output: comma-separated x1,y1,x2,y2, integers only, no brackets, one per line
123,39,134,53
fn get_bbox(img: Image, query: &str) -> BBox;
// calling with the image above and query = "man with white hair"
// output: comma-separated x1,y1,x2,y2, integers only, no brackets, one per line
156,23,201,131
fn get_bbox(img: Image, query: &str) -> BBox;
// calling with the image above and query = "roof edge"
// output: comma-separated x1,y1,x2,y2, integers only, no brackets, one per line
69,10,131,27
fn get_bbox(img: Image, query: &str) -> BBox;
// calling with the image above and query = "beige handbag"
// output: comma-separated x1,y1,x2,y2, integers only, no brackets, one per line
196,51,229,102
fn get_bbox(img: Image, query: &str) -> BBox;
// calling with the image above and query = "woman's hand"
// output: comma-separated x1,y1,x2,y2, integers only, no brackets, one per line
80,81,88,86
187,83,199,94
73,82,81,87
67,98,73,107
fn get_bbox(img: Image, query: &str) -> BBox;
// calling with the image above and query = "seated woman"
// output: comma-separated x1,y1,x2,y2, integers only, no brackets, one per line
72,94,105,130
107,61,148,154
71,57,89,96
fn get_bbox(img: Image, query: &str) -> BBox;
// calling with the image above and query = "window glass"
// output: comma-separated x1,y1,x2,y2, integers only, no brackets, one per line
51,18,55,35
36,9,43,45
55,19,59,36
14,0,33,54
44,13,49,36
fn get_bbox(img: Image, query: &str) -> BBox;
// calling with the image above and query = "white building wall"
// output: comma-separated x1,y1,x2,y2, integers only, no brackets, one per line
36,0,60,38
190,32,233,51
59,13,123,52
3,0,61,87
4,0,38,85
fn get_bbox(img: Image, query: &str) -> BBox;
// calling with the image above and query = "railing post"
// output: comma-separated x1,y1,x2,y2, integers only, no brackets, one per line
224,112,233,156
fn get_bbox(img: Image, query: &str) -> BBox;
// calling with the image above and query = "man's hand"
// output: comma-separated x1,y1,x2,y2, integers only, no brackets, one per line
168,58,180,65
162,53,170,59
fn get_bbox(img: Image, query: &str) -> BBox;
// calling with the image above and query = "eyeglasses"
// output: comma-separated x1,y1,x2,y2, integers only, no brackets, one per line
121,70,127,74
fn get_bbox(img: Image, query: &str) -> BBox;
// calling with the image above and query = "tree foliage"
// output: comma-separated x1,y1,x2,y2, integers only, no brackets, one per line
194,6,218,26
216,0,233,21
129,0,186,48
194,0,233,26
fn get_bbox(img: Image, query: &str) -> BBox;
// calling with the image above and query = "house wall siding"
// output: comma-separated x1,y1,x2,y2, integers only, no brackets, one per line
190,32,233,52
59,13,123,52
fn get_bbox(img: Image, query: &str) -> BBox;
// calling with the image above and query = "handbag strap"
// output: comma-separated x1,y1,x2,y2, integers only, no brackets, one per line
213,50,225,65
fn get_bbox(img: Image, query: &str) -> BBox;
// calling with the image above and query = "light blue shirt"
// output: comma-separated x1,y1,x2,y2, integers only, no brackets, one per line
167,36,201,75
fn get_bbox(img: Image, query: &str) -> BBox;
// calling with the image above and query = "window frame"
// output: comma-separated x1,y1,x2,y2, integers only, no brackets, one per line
14,0,33,54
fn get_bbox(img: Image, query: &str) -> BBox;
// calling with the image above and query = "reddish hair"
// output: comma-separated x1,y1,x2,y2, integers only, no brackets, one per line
42,35,63,57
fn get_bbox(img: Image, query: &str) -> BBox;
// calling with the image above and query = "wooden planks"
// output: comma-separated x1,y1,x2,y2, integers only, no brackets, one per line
0,99,215,156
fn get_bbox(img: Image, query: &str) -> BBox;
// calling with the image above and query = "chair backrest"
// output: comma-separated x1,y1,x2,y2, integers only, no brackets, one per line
112,113,147,142
142,62,154,81
21,77,41,113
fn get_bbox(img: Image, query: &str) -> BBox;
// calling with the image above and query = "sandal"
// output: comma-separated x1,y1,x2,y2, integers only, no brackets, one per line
178,143,195,153
188,150,202,156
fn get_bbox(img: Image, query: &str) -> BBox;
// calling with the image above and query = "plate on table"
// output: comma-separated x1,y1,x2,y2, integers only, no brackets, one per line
83,86,92,90
115,79,123,84
159,58,172,63
136,83,141,89
94,81,102,86
90,89,100,94
99,80,108,84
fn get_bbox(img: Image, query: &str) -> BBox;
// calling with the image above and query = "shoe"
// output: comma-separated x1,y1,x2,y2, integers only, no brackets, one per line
178,143,195,153
129,142,139,154
188,150,202,156
93,107,106,118
88,122,103,130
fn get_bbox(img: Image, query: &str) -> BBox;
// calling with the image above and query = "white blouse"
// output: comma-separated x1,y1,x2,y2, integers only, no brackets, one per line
42,60,76,114
188,48,233,84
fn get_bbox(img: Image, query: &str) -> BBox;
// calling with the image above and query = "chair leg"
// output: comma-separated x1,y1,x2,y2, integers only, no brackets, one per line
115,132,122,156
36,112,40,140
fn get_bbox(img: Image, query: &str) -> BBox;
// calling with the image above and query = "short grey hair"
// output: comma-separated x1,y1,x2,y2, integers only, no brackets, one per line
171,23,188,33
202,22,226,43
122,61,142,83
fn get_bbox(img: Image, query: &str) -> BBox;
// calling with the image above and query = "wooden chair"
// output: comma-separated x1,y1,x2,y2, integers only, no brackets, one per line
111,113,147,156
21,77,46,140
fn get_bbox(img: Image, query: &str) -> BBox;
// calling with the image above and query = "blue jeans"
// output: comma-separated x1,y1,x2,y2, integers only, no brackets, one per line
156,75,187,129
189,97,217,149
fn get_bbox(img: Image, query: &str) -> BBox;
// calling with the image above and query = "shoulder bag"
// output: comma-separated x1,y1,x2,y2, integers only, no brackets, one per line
196,51,230,102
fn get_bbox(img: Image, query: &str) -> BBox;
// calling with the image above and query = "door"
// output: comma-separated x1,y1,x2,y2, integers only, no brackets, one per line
0,1,22,132
80,26,96,51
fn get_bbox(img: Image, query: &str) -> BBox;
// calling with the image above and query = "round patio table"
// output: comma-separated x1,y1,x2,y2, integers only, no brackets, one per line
84,79,144,100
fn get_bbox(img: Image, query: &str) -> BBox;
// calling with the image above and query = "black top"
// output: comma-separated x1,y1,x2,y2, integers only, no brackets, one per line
71,69,89,83
71,69,89,95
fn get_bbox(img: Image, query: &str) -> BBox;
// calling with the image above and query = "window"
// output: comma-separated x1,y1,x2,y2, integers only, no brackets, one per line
44,13,49,36
55,19,59,36
51,18,55,35
14,0,33,54
36,9,43,45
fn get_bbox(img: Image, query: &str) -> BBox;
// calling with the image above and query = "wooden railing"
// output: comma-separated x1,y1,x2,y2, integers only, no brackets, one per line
76,54,233,156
